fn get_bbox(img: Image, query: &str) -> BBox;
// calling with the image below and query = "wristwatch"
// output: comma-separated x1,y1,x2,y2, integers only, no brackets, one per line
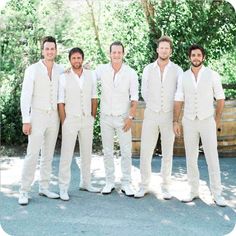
128,115,135,120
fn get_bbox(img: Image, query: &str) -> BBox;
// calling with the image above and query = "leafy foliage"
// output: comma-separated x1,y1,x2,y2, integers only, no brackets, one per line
0,0,235,147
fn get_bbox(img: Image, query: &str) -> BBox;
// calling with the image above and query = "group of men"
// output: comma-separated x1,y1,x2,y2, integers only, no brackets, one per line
18,35,226,207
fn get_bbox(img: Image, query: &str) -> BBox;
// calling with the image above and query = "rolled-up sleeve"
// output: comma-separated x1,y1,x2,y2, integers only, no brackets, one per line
91,71,98,99
174,75,184,101
20,66,34,123
129,69,139,101
95,64,102,81
57,74,66,104
212,72,225,100
141,66,149,102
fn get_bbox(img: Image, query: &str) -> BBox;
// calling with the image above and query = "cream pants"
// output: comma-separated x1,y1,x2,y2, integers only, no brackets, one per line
20,109,59,192
100,113,132,186
140,108,175,190
182,116,222,196
58,115,94,190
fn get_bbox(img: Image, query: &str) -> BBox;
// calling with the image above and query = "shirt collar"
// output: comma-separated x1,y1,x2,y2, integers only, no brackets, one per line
153,59,172,69
109,62,125,72
71,68,84,78
190,64,206,75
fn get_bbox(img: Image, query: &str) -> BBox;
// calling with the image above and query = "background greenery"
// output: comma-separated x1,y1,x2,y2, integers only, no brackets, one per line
0,0,235,149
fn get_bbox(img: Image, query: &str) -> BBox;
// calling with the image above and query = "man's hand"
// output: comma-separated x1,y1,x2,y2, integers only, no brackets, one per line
22,123,32,136
173,122,181,137
123,117,133,132
215,117,222,132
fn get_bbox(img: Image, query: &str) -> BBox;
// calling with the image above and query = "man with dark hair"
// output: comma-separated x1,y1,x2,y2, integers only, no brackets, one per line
19,36,63,205
58,47,99,201
135,36,183,199
173,44,226,207
95,41,139,196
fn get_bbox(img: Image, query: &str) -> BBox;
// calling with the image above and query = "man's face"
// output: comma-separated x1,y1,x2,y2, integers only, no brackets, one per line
42,42,57,61
70,52,83,69
110,45,124,64
156,41,172,60
190,49,205,67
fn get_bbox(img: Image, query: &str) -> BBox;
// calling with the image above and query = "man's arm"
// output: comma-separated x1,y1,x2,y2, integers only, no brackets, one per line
91,98,98,118
141,66,148,102
58,103,66,124
215,99,224,130
123,101,138,132
21,67,34,135
212,71,225,131
123,69,139,132
173,101,184,137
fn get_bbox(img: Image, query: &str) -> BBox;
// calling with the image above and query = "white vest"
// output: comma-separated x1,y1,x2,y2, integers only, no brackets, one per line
182,68,217,120
31,61,61,111
100,64,134,116
145,62,180,112
64,69,93,116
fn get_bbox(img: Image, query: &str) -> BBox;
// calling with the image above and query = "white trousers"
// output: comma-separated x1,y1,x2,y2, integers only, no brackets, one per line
140,108,175,189
182,116,222,196
20,109,59,192
58,115,94,190
100,113,132,185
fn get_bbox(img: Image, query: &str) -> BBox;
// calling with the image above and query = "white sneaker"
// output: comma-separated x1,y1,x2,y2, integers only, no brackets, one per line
162,190,172,200
213,195,227,207
134,187,148,198
18,192,29,205
121,184,135,197
79,185,100,193
101,183,115,194
39,189,60,199
60,189,69,201
182,192,199,203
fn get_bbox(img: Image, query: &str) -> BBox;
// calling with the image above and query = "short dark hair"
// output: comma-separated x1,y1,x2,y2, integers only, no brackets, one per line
68,47,84,60
41,36,57,50
109,41,124,53
157,36,173,49
188,44,205,57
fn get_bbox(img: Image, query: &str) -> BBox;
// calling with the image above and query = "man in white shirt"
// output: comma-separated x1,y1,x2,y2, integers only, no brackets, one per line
19,36,63,205
173,44,226,207
135,36,183,199
95,41,139,196
58,47,99,201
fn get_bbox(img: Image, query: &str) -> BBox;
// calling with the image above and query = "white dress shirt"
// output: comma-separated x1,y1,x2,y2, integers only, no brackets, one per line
95,63,139,101
58,69,98,104
141,60,183,102
21,60,64,123
175,65,225,101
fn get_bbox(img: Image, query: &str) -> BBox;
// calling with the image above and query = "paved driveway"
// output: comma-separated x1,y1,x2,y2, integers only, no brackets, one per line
0,155,236,236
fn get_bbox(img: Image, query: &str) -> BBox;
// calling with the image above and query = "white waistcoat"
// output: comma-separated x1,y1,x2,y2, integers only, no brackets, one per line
182,68,216,120
100,64,133,116
145,62,180,112
31,61,61,111
64,69,93,116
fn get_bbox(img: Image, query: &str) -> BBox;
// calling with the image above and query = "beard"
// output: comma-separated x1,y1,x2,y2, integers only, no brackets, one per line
159,55,169,61
72,64,82,70
191,60,203,67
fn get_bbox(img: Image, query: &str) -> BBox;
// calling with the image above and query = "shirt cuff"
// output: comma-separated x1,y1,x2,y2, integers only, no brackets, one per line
215,94,225,100
22,116,31,123
130,96,139,101
57,99,65,104
174,94,184,101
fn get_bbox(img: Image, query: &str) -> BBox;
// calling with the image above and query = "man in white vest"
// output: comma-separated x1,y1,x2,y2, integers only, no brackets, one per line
173,44,226,207
19,36,63,205
135,36,183,199
58,47,99,201
95,41,139,196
